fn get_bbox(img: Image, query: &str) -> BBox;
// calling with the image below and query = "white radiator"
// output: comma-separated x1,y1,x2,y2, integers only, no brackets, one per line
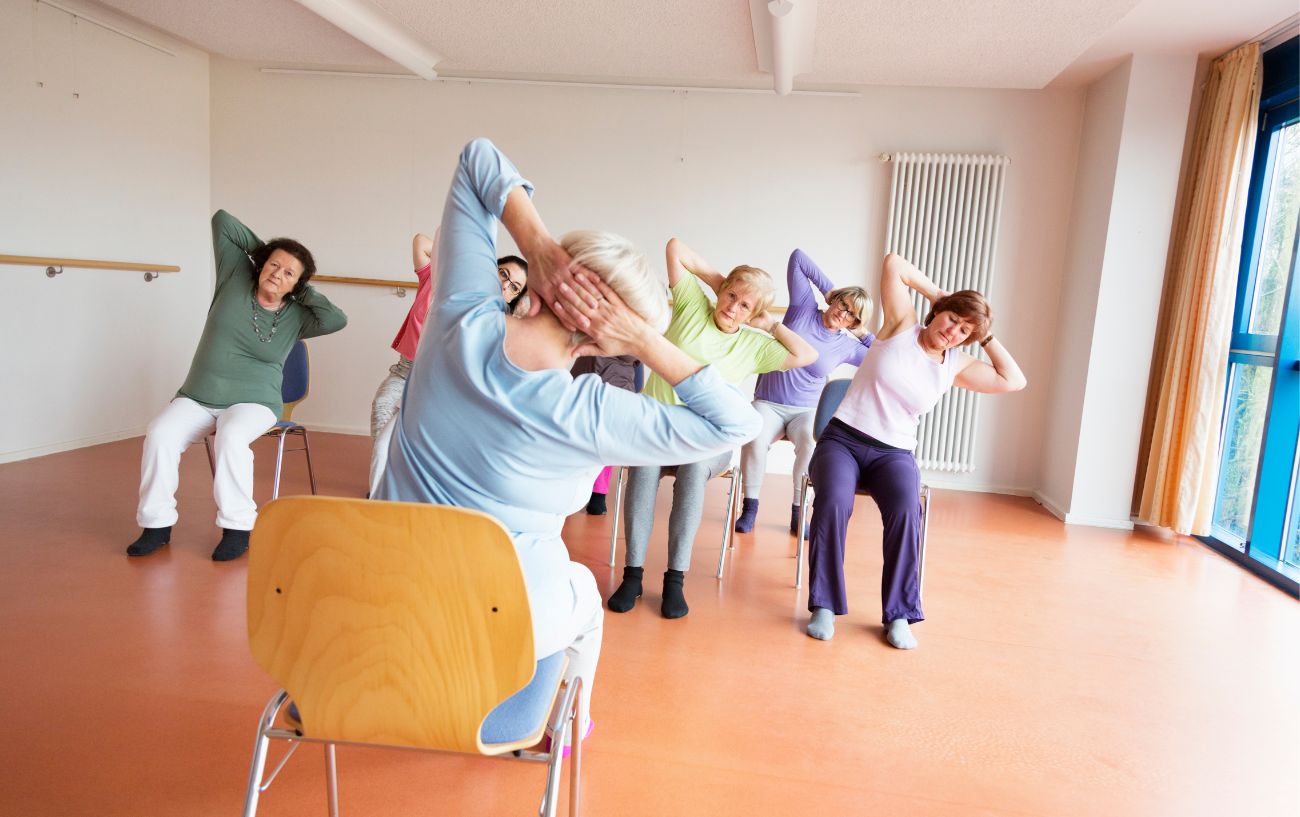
883,152,1009,473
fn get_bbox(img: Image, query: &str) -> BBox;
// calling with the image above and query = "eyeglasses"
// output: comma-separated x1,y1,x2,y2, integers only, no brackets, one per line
498,267,523,297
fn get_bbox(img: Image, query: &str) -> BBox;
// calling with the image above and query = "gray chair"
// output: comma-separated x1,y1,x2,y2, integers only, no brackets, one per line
794,379,931,591
606,456,743,580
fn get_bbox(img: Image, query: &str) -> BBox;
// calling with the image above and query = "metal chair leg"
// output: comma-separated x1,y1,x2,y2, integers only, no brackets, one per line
918,485,931,598
242,689,290,817
325,743,339,817
300,428,318,495
272,433,287,500
795,475,810,588
205,436,216,476
567,678,583,817
716,470,739,579
607,467,625,567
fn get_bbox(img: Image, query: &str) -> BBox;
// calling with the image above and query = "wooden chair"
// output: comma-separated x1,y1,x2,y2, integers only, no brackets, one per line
242,496,583,817
794,379,932,591
206,339,317,499
605,455,743,579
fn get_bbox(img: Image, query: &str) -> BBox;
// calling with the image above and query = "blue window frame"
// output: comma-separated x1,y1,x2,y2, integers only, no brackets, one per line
1204,35,1300,594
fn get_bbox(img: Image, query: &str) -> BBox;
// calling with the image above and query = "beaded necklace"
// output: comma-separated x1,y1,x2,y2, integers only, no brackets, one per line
250,288,289,343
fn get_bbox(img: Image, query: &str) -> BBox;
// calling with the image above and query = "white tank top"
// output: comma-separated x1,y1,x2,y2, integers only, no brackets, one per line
833,324,963,450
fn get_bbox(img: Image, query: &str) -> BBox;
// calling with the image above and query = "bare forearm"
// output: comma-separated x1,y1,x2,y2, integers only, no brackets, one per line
984,338,1027,391
667,238,725,293
887,254,943,303
771,323,817,368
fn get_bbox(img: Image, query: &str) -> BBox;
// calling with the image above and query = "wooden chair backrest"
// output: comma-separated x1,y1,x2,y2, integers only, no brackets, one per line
247,496,536,754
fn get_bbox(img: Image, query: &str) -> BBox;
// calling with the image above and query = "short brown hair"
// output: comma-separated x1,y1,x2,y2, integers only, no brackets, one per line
924,289,992,343
718,265,776,316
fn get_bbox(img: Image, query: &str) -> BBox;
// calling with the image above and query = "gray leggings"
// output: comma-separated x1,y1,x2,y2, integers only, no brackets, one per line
622,449,733,573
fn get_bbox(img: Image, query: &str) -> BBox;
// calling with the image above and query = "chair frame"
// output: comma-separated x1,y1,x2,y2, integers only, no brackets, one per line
241,497,584,817
605,461,742,580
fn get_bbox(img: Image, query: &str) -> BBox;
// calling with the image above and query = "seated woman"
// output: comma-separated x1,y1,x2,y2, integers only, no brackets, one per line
367,230,528,494
805,254,1026,648
375,138,761,746
735,247,874,537
608,239,817,619
127,210,348,561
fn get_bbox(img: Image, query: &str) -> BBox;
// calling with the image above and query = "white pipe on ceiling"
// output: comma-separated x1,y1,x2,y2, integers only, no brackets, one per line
768,0,795,96
291,0,442,80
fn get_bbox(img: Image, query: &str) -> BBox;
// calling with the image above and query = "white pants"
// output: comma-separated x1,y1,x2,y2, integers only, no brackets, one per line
552,561,602,741
740,399,816,505
369,412,397,498
136,397,276,530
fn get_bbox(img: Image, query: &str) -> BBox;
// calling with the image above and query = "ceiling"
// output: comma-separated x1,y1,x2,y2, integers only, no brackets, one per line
91,0,1298,90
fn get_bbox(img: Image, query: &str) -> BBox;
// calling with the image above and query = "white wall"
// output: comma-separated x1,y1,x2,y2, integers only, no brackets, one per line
210,59,1084,495
1036,55,1197,527
0,0,210,462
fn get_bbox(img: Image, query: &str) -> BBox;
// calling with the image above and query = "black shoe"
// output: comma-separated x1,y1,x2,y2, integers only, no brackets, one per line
126,526,171,557
212,528,251,561
585,492,607,515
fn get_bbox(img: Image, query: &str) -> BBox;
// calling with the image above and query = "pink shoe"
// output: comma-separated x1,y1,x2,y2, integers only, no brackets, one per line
541,719,594,758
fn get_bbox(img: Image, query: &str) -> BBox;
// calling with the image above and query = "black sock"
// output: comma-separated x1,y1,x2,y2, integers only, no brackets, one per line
661,569,689,619
585,492,607,515
126,526,171,557
607,566,643,612
212,528,251,561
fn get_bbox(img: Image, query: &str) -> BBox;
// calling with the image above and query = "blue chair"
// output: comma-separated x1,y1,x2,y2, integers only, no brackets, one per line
205,339,317,500
794,379,931,590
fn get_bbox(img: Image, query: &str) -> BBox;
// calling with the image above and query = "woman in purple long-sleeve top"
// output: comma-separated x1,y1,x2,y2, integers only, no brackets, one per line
734,248,874,537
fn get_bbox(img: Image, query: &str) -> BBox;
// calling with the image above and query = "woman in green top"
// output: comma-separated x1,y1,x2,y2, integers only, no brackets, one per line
607,238,818,618
127,210,348,561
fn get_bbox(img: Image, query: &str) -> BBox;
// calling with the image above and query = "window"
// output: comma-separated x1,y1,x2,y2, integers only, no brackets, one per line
1206,35,1300,590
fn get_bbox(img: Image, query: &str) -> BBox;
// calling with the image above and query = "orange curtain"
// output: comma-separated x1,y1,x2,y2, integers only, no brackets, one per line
1136,43,1262,535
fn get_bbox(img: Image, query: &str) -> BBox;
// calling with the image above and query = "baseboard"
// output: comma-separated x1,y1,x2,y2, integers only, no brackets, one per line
300,422,369,436
917,478,1033,497
1030,490,1135,530
0,427,145,464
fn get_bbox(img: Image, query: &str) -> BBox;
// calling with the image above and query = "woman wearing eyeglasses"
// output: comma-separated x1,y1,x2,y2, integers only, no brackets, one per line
734,248,874,537
367,234,528,494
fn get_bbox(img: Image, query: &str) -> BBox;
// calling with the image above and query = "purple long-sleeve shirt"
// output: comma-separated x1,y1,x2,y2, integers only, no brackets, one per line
752,248,874,409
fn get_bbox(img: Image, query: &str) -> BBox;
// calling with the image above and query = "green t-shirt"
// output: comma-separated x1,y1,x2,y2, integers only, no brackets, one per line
642,276,790,406
176,211,348,419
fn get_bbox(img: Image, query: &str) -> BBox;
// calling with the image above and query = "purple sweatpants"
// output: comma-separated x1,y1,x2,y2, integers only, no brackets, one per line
806,420,924,624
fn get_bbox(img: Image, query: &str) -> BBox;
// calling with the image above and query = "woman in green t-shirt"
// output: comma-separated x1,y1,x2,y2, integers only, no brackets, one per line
126,210,348,562
607,238,818,618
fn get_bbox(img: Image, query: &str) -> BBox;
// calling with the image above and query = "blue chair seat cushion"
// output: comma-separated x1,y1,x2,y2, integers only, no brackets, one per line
479,651,566,746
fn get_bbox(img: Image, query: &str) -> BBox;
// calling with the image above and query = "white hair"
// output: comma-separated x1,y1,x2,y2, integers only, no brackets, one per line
560,230,669,335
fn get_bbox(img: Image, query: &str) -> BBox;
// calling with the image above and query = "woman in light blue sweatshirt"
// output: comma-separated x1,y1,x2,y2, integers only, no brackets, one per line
375,138,761,746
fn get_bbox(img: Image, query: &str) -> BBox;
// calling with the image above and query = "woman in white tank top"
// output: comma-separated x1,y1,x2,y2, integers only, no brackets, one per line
804,253,1027,649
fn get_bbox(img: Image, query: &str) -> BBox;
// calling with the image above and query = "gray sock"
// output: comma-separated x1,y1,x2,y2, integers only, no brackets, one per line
886,618,917,650
806,607,835,640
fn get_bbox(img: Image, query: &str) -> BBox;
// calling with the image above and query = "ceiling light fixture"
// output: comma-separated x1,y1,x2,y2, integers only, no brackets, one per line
290,0,442,80
750,0,817,95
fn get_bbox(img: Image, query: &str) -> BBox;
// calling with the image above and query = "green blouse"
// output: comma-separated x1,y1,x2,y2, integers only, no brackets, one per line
176,210,348,419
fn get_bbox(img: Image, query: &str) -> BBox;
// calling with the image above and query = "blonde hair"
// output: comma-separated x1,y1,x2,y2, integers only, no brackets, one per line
560,230,669,335
718,265,776,316
826,286,872,328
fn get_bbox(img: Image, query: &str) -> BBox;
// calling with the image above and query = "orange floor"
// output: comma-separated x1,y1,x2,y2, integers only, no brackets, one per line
0,432,1296,817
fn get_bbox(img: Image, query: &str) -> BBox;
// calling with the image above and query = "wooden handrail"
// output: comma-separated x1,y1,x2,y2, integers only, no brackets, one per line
315,274,415,289
313,273,788,312
0,254,180,273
